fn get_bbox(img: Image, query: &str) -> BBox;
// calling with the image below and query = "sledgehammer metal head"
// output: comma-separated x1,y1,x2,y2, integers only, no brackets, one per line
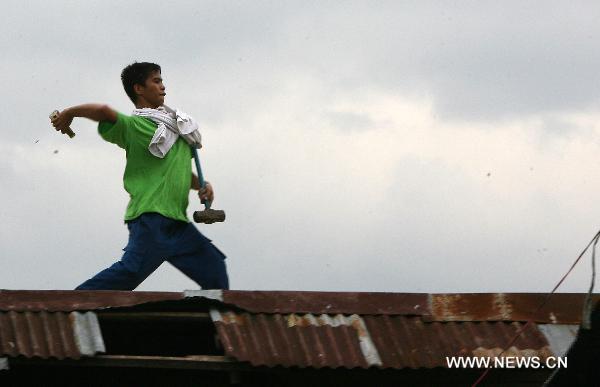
191,147,226,224
193,208,226,224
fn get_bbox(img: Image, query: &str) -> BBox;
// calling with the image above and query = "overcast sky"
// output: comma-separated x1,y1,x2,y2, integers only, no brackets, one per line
2,1,600,293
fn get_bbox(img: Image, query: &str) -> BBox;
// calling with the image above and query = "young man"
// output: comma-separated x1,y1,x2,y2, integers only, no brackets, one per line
51,62,229,290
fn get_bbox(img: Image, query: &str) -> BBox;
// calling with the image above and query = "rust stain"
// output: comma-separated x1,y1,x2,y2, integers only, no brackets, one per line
493,293,513,320
429,293,599,323
220,312,246,325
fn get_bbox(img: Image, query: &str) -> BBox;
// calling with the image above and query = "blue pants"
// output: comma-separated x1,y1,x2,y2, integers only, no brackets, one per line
76,213,229,290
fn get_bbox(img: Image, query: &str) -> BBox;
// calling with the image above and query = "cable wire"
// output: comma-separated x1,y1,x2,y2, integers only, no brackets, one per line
471,230,600,387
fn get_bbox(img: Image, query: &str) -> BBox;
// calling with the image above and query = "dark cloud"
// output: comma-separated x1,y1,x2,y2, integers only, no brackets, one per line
5,1,599,124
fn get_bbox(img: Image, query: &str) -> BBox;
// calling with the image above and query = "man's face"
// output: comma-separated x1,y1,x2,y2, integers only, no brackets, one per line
136,70,166,108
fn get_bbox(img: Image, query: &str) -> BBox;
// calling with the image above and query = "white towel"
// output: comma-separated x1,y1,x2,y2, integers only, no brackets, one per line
132,105,202,158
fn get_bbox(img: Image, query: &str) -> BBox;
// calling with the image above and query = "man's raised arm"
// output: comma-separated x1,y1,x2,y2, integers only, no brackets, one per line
51,104,118,135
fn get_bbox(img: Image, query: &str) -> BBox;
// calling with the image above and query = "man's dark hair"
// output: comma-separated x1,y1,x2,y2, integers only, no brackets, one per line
121,62,161,103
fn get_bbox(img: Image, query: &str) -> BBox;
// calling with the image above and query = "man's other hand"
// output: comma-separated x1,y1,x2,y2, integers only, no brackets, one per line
199,181,214,204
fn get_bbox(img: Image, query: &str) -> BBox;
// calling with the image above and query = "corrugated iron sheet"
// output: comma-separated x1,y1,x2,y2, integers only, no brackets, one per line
0,290,429,315
0,311,105,359
219,292,598,323
210,309,554,369
0,289,593,371
1,290,597,324
363,316,553,368
0,290,184,312
220,291,429,315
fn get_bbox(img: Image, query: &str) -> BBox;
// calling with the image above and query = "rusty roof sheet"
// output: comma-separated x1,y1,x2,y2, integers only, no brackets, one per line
1,290,597,324
0,311,105,360
210,309,555,369
220,291,429,315
219,291,597,323
0,290,184,312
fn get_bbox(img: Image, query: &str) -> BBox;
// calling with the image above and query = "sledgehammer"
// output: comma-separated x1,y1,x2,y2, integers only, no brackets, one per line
192,147,226,224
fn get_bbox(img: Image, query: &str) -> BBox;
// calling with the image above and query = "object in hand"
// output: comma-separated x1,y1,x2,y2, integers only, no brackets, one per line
49,110,76,138
193,208,226,224
191,148,226,224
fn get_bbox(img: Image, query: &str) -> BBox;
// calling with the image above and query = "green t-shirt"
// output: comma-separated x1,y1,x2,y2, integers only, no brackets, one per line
98,112,192,222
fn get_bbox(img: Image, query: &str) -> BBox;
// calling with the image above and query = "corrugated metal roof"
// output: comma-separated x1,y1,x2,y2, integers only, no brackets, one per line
210,309,555,369
0,311,104,359
1,290,595,370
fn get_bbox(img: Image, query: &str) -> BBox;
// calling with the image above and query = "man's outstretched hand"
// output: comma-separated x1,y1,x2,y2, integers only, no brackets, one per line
50,109,74,135
49,105,117,137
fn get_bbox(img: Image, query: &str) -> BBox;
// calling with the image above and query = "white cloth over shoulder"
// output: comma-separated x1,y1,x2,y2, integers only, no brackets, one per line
132,105,202,158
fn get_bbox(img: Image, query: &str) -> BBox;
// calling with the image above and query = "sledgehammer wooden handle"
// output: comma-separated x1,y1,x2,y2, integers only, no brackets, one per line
49,110,76,138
